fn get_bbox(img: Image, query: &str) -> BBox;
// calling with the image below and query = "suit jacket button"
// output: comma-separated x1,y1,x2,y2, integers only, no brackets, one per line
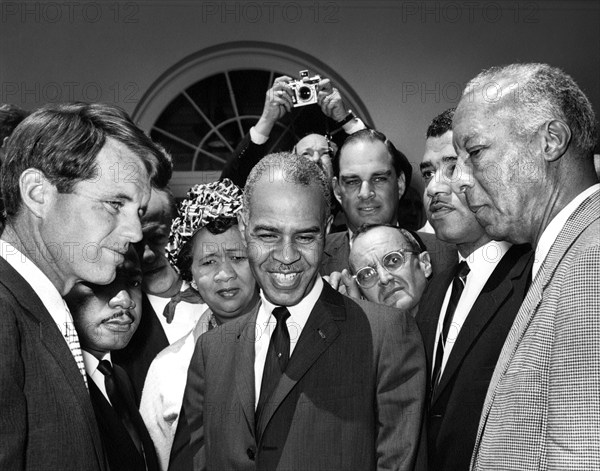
246,447,256,460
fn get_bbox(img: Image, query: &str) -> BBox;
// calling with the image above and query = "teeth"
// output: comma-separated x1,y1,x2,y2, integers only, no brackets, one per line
272,273,299,285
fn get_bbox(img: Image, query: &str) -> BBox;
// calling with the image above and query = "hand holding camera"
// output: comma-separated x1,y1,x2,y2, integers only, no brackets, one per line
254,71,351,139
289,70,321,107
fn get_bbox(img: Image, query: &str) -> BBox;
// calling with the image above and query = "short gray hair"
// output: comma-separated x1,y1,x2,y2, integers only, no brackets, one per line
243,152,331,220
464,63,597,156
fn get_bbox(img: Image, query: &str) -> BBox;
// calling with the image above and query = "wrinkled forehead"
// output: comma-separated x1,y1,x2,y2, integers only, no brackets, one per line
295,134,328,154
339,138,393,173
350,227,411,266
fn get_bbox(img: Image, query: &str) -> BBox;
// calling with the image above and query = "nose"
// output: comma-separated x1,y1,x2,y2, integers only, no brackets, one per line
425,170,452,199
109,289,136,310
358,180,374,200
214,258,237,282
142,242,156,264
307,151,320,163
454,156,474,194
122,215,144,244
273,239,301,265
376,264,393,286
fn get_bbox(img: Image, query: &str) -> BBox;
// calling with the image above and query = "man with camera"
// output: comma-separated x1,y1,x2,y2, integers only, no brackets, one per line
220,71,365,186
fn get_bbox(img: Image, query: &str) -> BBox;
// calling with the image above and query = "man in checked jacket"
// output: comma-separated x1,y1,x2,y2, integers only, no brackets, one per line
453,62,600,470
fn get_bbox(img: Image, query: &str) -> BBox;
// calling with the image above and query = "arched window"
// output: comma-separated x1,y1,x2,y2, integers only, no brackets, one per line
133,42,372,196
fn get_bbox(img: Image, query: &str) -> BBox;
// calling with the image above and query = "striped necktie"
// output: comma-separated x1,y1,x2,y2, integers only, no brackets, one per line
63,301,88,390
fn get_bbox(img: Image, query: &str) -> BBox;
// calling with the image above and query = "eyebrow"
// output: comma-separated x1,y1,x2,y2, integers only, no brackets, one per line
341,169,392,179
442,156,458,163
253,224,322,235
253,224,281,233
419,162,433,171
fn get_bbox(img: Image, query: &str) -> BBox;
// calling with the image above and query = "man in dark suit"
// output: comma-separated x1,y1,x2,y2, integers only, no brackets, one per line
66,247,159,471
323,129,456,277
415,109,533,470
0,103,168,470
170,152,426,470
113,185,205,402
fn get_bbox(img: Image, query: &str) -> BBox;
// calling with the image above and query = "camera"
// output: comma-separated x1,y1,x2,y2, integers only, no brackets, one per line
290,70,321,107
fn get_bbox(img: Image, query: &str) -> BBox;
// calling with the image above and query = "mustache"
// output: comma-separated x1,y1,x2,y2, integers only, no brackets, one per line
103,309,135,322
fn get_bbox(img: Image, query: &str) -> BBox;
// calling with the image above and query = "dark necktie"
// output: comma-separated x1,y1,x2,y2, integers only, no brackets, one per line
255,307,291,429
162,286,204,324
431,261,470,399
97,360,146,459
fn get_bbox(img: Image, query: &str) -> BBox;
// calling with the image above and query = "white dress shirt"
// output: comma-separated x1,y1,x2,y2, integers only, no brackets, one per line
83,350,113,404
533,184,600,281
432,240,512,376
254,277,324,408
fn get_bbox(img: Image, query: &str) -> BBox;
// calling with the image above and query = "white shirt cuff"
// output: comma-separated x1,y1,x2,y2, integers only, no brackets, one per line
249,126,269,145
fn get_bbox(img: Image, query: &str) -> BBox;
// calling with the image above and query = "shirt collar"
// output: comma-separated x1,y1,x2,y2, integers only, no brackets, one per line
460,240,512,273
533,184,600,280
0,239,71,332
82,350,111,377
260,276,324,327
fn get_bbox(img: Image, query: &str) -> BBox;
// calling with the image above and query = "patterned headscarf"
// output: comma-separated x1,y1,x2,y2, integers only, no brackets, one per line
166,178,243,273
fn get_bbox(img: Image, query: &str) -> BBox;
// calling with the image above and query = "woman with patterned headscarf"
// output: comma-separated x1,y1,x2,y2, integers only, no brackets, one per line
139,179,259,470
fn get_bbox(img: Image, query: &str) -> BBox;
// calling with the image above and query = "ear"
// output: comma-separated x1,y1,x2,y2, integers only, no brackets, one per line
540,119,571,162
418,251,433,279
236,212,247,246
332,177,343,205
19,168,53,218
397,171,406,199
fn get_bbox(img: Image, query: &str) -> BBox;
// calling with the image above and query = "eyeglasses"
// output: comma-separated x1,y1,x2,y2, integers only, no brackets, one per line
353,249,420,289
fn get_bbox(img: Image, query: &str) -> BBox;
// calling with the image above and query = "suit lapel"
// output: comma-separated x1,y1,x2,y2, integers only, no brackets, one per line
474,191,600,457
0,259,107,471
433,245,533,404
234,302,261,436
322,232,350,273
256,282,342,439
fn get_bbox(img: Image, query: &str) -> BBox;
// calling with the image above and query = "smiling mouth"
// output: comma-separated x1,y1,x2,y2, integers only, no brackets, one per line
216,287,240,298
270,272,301,288
358,206,379,213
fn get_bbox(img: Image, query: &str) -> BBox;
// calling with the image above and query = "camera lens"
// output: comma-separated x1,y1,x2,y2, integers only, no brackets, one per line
298,86,312,101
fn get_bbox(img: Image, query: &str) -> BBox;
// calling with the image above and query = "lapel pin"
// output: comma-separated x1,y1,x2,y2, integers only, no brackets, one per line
318,329,326,339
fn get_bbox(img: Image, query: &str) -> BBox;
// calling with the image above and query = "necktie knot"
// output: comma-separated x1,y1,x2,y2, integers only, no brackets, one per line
272,306,290,324
456,260,470,282
97,359,114,378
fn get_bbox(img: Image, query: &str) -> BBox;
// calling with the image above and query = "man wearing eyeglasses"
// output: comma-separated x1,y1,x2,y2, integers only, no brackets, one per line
332,224,432,316
321,128,457,277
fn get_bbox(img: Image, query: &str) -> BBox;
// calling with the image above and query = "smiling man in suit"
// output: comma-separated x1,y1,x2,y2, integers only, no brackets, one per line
323,129,456,278
415,108,533,471
170,152,426,471
453,64,600,470
0,102,168,470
